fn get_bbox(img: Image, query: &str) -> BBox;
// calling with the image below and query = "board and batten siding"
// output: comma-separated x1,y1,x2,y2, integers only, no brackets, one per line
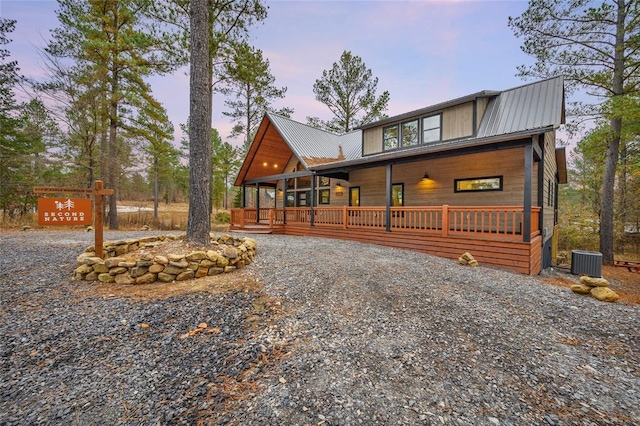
346,147,530,207
362,101,476,156
442,102,474,141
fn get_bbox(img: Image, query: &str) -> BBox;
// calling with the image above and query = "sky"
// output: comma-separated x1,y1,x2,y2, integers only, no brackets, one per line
1,0,540,148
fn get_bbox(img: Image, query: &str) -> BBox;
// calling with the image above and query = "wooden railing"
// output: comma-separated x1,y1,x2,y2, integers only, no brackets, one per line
230,205,541,241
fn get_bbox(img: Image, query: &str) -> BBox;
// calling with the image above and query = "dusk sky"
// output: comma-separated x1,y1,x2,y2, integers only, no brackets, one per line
2,0,546,148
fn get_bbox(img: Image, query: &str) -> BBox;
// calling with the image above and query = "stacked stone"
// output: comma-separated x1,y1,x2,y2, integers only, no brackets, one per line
458,252,479,267
73,234,257,285
570,275,620,302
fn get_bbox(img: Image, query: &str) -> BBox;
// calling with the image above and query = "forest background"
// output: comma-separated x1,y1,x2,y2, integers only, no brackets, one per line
1,0,638,262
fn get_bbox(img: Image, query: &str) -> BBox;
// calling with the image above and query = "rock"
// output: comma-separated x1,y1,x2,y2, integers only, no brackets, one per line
580,276,610,287
208,267,224,276
118,261,136,268
82,257,104,266
85,271,99,281
98,273,115,283
168,258,189,268
115,273,136,285
75,264,94,275
92,262,109,273
223,247,238,259
176,270,195,281
153,255,169,265
105,257,126,268
186,251,207,261
224,266,236,273
195,266,209,278
167,254,184,262
163,265,186,275
139,253,154,261
136,272,157,284
590,287,620,302
461,252,474,261
109,267,128,276
217,256,229,268
570,284,591,295
157,272,175,283
148,264,165,273
200,259,214,268
129,266,149,278
206,250,220,263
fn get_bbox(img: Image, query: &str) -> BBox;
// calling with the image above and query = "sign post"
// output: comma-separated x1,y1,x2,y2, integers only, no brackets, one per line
34,180,114,258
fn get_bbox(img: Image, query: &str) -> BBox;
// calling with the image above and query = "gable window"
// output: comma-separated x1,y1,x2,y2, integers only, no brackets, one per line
422,114,441,143
454,176,503,192
402,120,419,147
383,125,398,150
383,114,442,151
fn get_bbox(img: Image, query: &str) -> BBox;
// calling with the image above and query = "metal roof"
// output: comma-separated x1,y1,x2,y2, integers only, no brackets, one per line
477,77,565,138
243,77,565,179
266,112,361,167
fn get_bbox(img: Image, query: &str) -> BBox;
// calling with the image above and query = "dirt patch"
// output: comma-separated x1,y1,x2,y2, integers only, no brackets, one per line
539,265,640,305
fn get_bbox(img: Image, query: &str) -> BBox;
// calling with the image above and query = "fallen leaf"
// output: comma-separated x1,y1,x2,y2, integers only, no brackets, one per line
141,323,150,328
198,322,207,329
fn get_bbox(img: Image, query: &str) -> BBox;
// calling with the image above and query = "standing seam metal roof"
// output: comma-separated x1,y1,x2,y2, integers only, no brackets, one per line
477,77,564,138
266,112,362,167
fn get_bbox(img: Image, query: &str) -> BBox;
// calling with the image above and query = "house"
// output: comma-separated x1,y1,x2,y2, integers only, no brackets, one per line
231,76,567,275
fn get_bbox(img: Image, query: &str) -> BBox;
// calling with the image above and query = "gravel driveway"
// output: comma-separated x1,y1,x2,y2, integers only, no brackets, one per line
1,230,638,425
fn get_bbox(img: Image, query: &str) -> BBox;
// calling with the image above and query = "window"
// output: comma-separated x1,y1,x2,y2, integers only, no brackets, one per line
454,176,503,192
319,176,330,187
383,114,442,151
319,189,330,204
391,183,404,206
349,187,360,206
383,125,398,151
422,115,441,143
401,120,419,147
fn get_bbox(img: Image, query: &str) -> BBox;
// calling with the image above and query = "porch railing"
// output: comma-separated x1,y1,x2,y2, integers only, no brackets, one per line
230,205,541,240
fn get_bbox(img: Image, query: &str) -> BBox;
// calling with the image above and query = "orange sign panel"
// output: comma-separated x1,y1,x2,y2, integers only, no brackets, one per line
37,198,92,226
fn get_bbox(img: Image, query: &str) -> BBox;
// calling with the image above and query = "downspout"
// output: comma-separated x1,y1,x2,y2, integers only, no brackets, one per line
523,143,533,243
385,164,392,232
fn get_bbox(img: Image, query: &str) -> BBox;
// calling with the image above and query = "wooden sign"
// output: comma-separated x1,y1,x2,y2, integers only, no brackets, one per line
34,180,114,259
37,198,92,225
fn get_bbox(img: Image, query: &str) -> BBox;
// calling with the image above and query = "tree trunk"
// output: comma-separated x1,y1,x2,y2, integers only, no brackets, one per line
599,0,627,265
186,0,211,245
107,93,119,230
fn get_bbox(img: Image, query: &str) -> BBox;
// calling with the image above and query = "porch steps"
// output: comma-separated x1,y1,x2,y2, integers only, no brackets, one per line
230,224,274,234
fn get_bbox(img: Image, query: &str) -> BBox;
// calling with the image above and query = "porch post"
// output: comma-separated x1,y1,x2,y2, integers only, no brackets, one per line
256,183,260,223
242,184,246,208
523,143,533,242
537,134,545,233
283,179,288,224
310,173,315,226
385,164,392,232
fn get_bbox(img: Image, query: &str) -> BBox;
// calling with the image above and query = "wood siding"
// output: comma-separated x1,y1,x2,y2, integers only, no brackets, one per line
363,127,382,155
362,101,476,156
442,102,474,140
345,147,529,207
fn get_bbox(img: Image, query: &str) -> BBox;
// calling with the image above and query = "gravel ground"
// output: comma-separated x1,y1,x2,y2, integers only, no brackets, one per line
1,230,638,426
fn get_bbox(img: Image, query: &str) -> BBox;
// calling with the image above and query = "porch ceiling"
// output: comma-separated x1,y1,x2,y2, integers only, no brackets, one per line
235,119,295,185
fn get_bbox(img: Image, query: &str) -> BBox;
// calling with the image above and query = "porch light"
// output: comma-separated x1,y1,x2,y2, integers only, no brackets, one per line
422,172,429,180
336,182,342,187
